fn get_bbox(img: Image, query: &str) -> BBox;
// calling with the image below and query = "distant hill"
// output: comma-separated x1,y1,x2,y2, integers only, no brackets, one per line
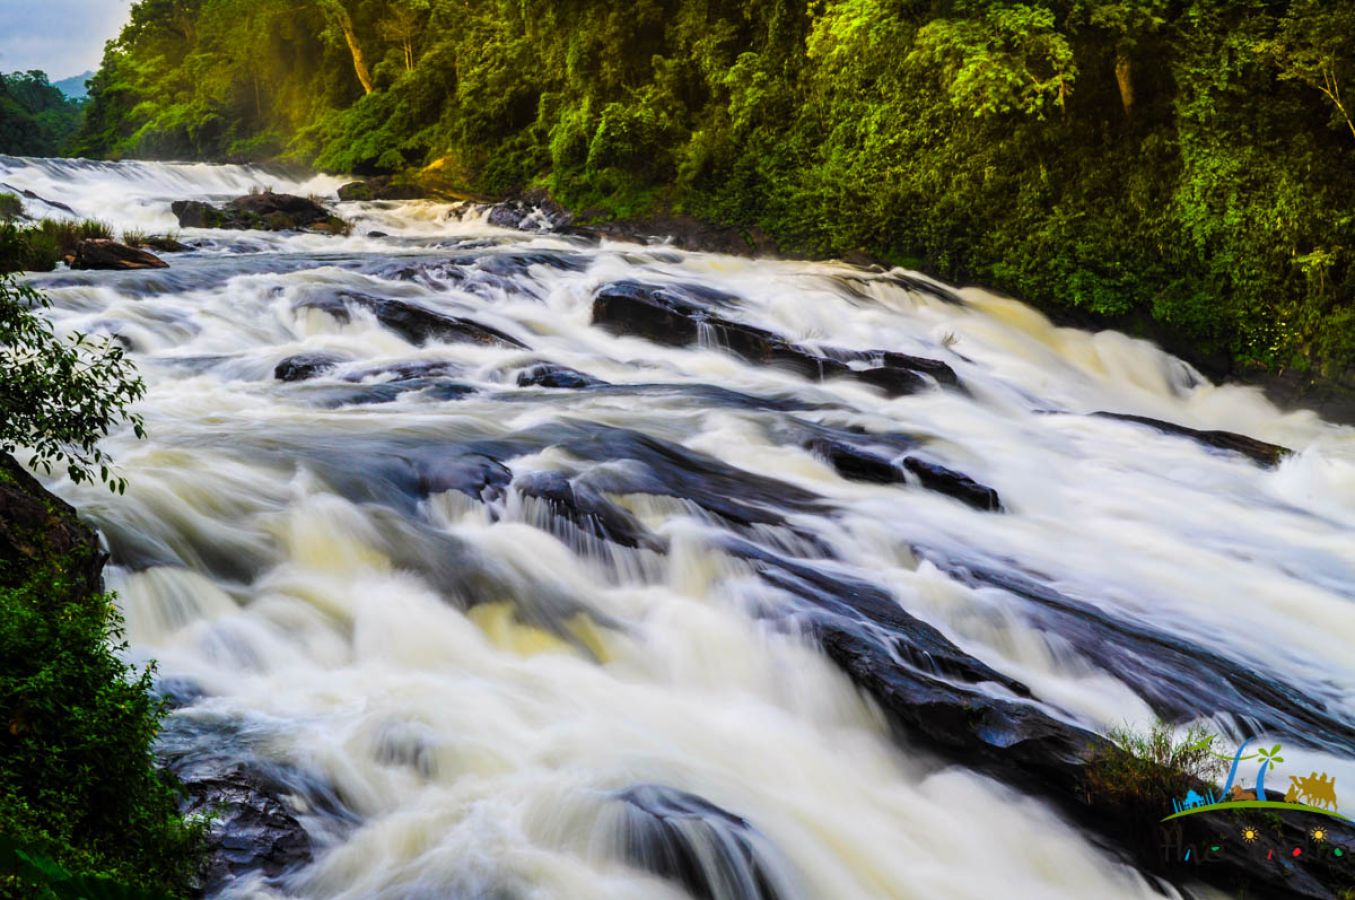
53,71,94,100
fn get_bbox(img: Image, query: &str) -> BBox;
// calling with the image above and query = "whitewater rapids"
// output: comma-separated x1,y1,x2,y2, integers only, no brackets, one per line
3,155,1353,900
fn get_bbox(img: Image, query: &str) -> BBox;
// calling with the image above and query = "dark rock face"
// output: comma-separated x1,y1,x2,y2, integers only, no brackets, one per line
177,765,314,894
70,239,169,271
1094,412,1292,467
592,281,957,396
464,189,572,233
515,470,663,551
274,353,346,382
336,179,429,202
157,714,358,897
171,193,348,234
0,453,103,596
614,786,791,900
516,364,604,389
297,290,527,348
902,457,1003,511
925,555,1355,758
803,434,1002,511
142,235,190,253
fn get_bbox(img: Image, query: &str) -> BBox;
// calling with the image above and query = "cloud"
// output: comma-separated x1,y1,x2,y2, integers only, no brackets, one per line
0,0,133,79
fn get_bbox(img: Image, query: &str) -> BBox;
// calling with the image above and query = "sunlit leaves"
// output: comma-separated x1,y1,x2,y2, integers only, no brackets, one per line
907,3,1077,119
0,276,145,491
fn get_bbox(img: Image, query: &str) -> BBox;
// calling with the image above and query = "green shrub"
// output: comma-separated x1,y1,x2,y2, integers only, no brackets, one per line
0,196,21,224
1085,722,1225,829
0,276,145,490
0,568,202,897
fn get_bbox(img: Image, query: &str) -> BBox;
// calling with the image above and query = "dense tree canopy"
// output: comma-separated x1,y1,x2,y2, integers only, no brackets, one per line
0,72,85,157
76,0,1355,382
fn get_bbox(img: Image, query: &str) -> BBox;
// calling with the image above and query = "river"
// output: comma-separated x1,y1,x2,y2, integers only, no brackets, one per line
3,156,1353,899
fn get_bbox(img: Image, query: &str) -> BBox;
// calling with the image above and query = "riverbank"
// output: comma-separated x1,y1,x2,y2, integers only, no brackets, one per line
0,452,202,896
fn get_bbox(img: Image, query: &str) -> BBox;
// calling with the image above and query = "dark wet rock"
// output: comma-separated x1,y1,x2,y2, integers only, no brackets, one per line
178,765,313,895
902,457,1003,512
141,235,190,253
878,351,961,388
487,204,528,230
805,436,900,484
852,366,927,396
298,290,527,348
1094,412,1292,467
367,230,390,238
516,364,605,390
885,273,964,305
274,353,346,382
475,250,591,276
0,181,77,217
828,271,969,306
346,360,463,383
336,179,429,202
801,432,1001,510
516,470,664,551
0,453,103,597
730,542,1354,896
304,380,476,408
921,552,1355,758
172,193,349,234
158,716,356,896
614,785,791,900
416,453,513,503
593,281,955,396
540,423,824,530
70,238,169,271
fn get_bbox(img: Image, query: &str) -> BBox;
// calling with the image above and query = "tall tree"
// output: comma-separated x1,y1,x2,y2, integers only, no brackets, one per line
320,0,375,94
1258,0,1355,142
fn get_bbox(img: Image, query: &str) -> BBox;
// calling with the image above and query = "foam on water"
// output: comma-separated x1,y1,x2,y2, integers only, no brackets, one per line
5,156,1343,899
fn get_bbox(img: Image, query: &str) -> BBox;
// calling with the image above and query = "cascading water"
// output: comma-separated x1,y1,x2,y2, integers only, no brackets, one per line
3,154,1353,899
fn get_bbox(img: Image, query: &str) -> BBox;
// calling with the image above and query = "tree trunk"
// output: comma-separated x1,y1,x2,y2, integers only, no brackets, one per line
332,7,374,95
1115,49,1135,117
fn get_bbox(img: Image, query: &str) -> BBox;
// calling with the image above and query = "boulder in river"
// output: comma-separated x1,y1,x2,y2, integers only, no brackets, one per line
592,280,958,397
336,178,430,202
274,353,347,383
69,238,169,271
516,364,604,390
614,785,791,900
171,192,350,235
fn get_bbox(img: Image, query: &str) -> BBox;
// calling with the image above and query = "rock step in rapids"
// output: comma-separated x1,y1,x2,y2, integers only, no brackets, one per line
70,238,168,271
592,280,958,397
1093,411,1293,467
172,192,349,235
295,290,527,349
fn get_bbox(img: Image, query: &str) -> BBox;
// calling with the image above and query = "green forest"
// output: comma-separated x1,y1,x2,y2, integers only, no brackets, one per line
73,0,1355,386
0,72,84,157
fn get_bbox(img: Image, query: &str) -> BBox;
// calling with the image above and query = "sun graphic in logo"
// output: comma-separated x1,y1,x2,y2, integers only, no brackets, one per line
1241,826,1261,844
1310,826,1328,843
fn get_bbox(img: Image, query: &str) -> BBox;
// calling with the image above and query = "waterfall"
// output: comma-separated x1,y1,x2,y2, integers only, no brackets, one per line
4,154,1352,900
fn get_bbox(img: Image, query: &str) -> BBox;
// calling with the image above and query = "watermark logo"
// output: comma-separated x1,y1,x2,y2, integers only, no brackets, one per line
1162,737,1347,823
1157,736,1350,870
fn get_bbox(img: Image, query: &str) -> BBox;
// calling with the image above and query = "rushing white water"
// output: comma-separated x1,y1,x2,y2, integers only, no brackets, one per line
5,155,1354,900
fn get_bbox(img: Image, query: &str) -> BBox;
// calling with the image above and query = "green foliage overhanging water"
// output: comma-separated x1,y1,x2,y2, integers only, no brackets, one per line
68,0,1355,385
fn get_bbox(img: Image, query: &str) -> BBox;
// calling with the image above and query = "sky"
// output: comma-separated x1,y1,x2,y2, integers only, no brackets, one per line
0,0,132,80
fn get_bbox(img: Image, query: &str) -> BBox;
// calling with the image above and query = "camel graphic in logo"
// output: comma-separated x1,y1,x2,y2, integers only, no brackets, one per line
1287,772,1339,812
